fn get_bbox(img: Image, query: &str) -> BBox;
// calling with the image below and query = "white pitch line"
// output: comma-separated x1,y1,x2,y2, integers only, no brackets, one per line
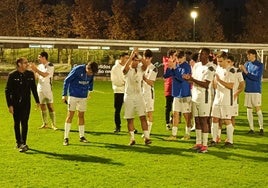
92,90,107,94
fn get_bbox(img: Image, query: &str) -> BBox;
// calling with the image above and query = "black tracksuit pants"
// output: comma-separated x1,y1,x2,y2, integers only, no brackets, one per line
13,102,30,145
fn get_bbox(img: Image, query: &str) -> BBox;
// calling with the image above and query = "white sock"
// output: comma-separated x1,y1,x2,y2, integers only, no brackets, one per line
257,110,263,129
64,123,71,139
192,118,196,128
49,112,56,126
147,121,152,135
196,129,202,145
41,111,48,125
185,126,191,136
247,108,254,130
211,122,219,142
226,124,234,144
202,133,208,147
217,129,222,139
78,125,85,138
172,126,178,137
143,130,150,139
129,131,135,140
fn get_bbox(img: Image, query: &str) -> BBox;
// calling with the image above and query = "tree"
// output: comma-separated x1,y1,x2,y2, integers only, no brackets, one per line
162,2,192,41
0,0,227,42
139,0,176,40
29,2,72,37
194,1,225,42
240,0,268,43
71,0,110,39
0,0,40,36
107,0,138,40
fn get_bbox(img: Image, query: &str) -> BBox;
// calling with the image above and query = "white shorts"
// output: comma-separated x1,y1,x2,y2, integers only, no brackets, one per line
38,91,53,104
143,92,154,112
173,97,192,113
192,102,211,117
244,93,262,108
232,104,239,117
124,95,146,119
68,96,87,112
211,104,232,119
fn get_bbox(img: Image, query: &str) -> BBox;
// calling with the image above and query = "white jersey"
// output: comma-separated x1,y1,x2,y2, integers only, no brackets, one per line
37,62,54,93
124,63,144,97
143,63,158,112
207,62,217,103
233,67,244,105
213,66,235,106
143,63,158,94
111,61,125,93
191,61,215,104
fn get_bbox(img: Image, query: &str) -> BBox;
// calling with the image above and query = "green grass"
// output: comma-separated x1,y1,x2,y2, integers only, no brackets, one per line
0,79,267,188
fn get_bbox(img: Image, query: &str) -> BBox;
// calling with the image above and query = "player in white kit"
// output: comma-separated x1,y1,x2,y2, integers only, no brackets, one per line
210,51,235,147
142,49,158,137
123,48,152,146
31,52,57,130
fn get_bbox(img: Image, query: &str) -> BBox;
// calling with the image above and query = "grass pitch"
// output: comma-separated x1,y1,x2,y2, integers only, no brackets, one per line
0,79,267,187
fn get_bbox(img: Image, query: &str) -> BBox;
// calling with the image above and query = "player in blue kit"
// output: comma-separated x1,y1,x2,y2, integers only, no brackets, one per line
239,49,264,135
62,62,98,146
163,50,192,141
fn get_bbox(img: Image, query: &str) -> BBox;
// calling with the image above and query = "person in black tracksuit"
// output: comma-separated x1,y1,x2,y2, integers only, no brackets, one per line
5,57,40,152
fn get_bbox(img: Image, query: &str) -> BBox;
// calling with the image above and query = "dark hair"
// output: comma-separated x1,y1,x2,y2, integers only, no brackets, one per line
167,49,176,57
144,49,153,58
88,62,98,74
16,57,26,67
191,53,199,62
120,52,129,57
132,54,141,61
185,51,192,56
185,51,192,62
247,49,257,56
176,50,185,59
216,51,228,59
39,51,48,60
227,55,235,62
201,48,210,56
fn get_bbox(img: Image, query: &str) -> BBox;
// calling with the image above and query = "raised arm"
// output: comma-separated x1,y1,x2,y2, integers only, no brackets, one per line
123,48,138,74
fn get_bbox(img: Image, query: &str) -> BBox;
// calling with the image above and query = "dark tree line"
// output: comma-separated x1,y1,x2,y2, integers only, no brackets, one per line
0,0,267,43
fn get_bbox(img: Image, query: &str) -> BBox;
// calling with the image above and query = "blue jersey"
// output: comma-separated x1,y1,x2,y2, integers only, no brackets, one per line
243,60,263,93
62,64,94,98
163,61,191,98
